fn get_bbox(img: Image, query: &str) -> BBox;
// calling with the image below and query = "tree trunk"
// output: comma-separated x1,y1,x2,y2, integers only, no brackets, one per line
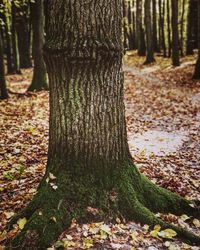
144,0,155,63
161,0,167,57
7,0,200,248
136,0,146,56
171,0,180,66
0,30,9,99
167,0,171,57
11,4,21,74
193,0,200,79
180,0,186,56
152,0,159,52
15,5,32,69
186,0,194,55
28,0,48,91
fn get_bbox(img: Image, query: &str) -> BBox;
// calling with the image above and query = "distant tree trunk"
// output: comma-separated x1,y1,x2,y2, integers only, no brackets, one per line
136,0,146,56
167,0,171,57
152,0,159,52
28,0,48,91
171,0,180,66
161,0,167,57
180,0,186,56
193,0,200,79
16,5,32,68
132,0,137,49
186,0,194,55
158,0,162,50
144,0,155,63
123,0,129,50
4,15,14,74
0,31,9,99
11,4,21,74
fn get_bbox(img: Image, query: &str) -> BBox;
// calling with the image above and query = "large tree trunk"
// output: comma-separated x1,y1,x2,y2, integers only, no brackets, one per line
193,0,200,79
144,0,155,63
0,30,9,99
28,0,48,91
171,0,180,66
7,0,200,249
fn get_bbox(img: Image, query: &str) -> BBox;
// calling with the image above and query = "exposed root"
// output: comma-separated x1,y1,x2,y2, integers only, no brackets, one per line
140,174,200,217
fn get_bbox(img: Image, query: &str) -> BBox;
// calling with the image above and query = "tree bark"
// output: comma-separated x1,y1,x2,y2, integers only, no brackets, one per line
180,0,186,56
186,0,194,55
0,30,9,99
7,0,200,248
193,0,200,79
171,0,180,66
152,0,159,52
15,5,32,68
28,0,48,91
161,0,167,57
144,0,155,63
136,0,146,56
167,0,171,57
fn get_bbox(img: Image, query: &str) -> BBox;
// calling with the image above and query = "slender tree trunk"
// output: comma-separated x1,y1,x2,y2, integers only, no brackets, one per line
15,6,32,68
0,31,9,99
152,0,159,52
28,0,48,91
171,0,180,66
186,0,194,55
7,0,200,249
136,0,146,56
161,0,167,57
11,4,21,74
167,0,171,57
180,0,186,56
193,0,200,79
144,0,155,63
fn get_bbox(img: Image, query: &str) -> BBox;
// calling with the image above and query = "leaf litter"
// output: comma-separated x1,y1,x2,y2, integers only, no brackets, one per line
0,55,200,249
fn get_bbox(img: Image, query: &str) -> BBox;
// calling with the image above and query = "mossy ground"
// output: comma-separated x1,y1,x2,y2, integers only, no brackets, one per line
6,160,200,249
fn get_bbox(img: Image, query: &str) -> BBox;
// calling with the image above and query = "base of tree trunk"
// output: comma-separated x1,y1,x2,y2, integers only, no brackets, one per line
6,160,200,249
193,58,200,80
144,58,156,65
28,79,48,92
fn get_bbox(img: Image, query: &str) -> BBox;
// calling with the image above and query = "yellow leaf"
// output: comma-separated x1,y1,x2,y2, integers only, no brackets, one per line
193,219,200,228
83,238,93,249
17,217,27,230
63,240,75,247
154,224,161,231
158,228,177,239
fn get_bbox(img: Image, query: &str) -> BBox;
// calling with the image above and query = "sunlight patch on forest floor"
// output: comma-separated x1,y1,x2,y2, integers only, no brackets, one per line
128,130,188,157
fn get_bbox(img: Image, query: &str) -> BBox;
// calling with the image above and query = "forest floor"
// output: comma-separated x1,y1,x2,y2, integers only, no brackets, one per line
0,53,200,249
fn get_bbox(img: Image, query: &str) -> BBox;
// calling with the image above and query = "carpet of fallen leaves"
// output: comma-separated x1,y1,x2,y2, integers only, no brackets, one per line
0,54,200,250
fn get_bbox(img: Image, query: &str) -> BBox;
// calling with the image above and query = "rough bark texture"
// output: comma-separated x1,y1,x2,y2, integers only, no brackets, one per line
171,0,180,66
7,0,200,249
28,0,48,91
144,0,155,64
193,0,200,79
0,30,9,99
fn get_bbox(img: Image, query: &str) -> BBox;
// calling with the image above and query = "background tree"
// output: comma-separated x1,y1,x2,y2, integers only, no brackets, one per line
171,0,180,66
28,0,48,91
144,0,155,63
136,0,146,56
186,0,195,55
0,30,9,99
7,0,200,249
193,0,200,79
166,0,171,57
152,0,159,52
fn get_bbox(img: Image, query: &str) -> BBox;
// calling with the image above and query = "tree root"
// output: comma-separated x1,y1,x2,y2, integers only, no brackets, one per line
6,163,200,249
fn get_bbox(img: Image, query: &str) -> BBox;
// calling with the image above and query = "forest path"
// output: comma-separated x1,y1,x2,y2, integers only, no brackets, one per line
123,61,200,201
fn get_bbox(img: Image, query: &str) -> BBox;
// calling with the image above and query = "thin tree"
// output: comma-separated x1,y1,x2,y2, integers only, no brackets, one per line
144,0,155,63
136,0,146,56
0,30,9,99
152,0,159,52
186,0,194,55
28,0,48,91
171,0,180,66
166,0,171,57
7,0,200,248
180,0,186,56
193,0,200,79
